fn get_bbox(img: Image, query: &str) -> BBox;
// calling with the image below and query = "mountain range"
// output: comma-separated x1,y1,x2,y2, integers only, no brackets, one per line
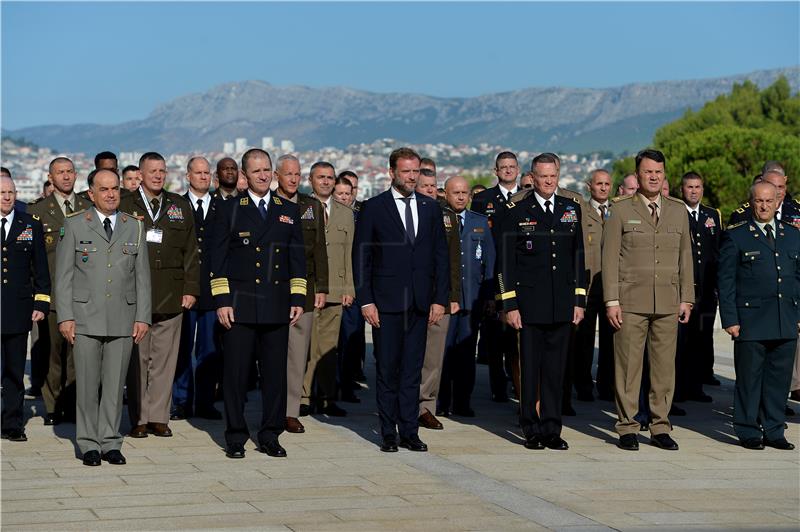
6,66,799,155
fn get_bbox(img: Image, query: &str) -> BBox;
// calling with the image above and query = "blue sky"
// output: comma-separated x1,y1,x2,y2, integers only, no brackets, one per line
2,1,798,130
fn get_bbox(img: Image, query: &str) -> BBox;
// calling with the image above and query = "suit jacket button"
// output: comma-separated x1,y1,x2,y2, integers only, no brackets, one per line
256,247,261,252
256,279,261,284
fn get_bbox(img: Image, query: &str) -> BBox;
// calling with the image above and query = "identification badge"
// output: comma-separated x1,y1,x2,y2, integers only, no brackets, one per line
475,242,482,260
146,228,163,243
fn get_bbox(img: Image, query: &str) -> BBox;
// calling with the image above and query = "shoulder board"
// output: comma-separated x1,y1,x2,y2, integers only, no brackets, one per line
611,194,632,203
66,209,86,218
663,195,684,205
272,195,283,205
239,196,249,206
334,199,354,211
742,202,750,208
735,207,745,214
469,210,488,219
794,198,800,205
727,220,747,230
29,196,46,205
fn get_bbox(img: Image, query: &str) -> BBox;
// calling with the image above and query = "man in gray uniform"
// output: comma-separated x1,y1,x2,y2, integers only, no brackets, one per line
56,169,151,466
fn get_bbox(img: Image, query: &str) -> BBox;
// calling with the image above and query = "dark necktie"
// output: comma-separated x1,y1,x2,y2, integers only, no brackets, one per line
599,204,607,223
459,214,465,235
649,202,659,224
150,198,160,219
692,211,698,223
103,218,113,240
765,224,775,246
1,218,6,243
64,199,73,215
258,198,267,220
544,199,552,215
196,199,204,221
401,197,415,244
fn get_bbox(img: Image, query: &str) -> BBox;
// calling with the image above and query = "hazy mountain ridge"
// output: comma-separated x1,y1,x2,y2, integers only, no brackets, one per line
6,67,798,154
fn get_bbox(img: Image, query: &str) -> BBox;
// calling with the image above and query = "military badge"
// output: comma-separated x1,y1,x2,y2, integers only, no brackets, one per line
526,241,533,250
301,206,315,220
443,215,452,228
279,215,294,225
45,235,54,245
475,242,482,260
17,226,33,241
240,197,249,206
166,205,184,222
560,211,578,223
273,196,283,205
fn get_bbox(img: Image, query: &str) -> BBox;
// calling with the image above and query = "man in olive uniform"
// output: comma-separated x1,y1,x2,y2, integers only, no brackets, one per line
120,152,199,438
1,175,50,442
414,159,462,429
209,148,306,459
602,149,694,451
55,169,151,466
275,154,328,433
302,161,354,417
28,157,91,425
718,181,799,450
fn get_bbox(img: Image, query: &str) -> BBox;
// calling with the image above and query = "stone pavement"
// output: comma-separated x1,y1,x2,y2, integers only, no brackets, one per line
2,328,799,531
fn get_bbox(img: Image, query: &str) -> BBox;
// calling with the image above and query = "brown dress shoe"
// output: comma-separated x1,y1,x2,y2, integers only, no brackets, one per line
147,423,173,437
129,424,148,438
418,411,443,430
285,417,305,433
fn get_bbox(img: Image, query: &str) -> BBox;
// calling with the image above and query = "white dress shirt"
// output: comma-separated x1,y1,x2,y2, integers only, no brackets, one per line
1,210,15,241
685,203,700,222
188,190,211,221
499,185,519,201
248,189,271,213
391,187,418,237
590,198,610,219
755,218,777,238
534,191,555,212
95,209,118,231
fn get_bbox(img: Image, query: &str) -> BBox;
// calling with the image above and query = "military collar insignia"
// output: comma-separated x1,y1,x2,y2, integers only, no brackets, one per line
272,196,282,205
240,197,249,206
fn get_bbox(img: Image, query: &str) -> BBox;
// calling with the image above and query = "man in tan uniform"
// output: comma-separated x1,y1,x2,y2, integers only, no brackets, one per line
602,149,694,451
303,162,354,416
275,155,328,433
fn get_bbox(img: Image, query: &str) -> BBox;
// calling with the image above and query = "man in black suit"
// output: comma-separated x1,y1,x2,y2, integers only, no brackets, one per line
172,157,223,421
496,153,586,450
676,172,720,402
470,151,521,402
1,175,51,441
353,147,449,453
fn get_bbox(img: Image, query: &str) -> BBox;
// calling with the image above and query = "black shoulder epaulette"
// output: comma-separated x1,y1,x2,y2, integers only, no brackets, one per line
28,196,46,206
727,220,747,230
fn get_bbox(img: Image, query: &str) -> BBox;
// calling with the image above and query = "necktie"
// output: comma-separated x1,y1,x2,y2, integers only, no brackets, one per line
196,199,204,221
599,204,607,222
1,218,6,243
258,199,267,220
544,199,552,215
324,202,329,225
103,217,113,240
692,211,697,222
459,213,465,235
401,197,415,244
150,198,160,219
64,199,73,215
765,224,775,246
649,202,659,224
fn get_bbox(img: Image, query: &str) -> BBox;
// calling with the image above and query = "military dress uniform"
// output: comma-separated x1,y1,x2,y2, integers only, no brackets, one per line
676,204,721,400
208,191,306,450
286,192,327,420
496,193,587,446
601,193,694,440
1,210,50,439
729,197,800,227
55,208,151,456
338,199,366,398
471,184,520,401
718,218,800,446
120,189,200,434
28,192,91,422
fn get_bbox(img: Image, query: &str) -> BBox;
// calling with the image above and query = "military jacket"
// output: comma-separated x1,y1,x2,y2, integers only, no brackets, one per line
729,197,800,227
183,192,221,311
440,203,463,313
687,203,722,299
294,193,328,311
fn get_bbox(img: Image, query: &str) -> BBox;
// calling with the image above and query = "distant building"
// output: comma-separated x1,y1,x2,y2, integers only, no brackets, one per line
262,137,274,150
235,137,248,153
223,142,235,155
280,140,295,152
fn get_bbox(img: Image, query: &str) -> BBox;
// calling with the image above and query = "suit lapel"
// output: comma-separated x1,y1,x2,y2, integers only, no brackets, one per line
382,191,408,242
632,196,655,228
748,222,775,252
86,209,110,243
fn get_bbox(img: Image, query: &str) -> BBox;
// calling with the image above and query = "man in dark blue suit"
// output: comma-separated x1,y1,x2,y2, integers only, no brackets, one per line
353,147,449,452
439,176,495,416
172,157,223,421
718,181,799,451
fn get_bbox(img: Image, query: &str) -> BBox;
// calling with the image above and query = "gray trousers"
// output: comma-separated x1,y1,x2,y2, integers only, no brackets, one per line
75,334,133,454
419,315,450,416
286,312,313,417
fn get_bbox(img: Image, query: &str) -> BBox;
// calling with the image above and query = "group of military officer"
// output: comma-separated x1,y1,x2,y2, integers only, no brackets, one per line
2,146,798,461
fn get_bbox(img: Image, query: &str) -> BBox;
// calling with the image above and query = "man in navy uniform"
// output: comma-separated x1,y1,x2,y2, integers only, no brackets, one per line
1,176,50,441
439,176,495,416
470,151,521,402
728,164,800,227
209,148,306,459
353,147,449,453
172,157,223,421
675,172,720,403
496,153,586,450
718,180,799,450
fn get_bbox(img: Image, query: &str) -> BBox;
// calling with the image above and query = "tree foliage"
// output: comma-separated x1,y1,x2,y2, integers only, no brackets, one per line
611,76,800,218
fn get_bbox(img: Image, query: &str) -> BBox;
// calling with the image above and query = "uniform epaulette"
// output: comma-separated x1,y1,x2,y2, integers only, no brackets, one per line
727,220,747,230
28,196,46,205
663,195,685,205
611,194,632,203
334,199,354,211
67,209,86,218
471,210,488,219
794,197,800,205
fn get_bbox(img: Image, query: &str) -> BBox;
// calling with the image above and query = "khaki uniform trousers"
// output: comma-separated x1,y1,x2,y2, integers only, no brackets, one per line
614,311,677,436
286,312,314,417
419,315,450,416
42,311,75,417
303,304,343,406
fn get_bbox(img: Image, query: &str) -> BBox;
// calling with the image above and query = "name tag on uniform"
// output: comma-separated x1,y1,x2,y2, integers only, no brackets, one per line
626,219,642,224
146,228,163,243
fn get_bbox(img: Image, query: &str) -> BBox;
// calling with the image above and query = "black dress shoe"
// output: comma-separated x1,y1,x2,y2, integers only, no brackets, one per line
170,405,190,420
544,436,569,450
399,436,428,452
704,376,721,386
380,437,398,452
82,450,101,466
491,394,509,403
259,440,287,457
688,393,713,403
320,403,347,417
299,404,312,417
669,405,687,416
43,413,60,426
576,392,595,402
764,438,795,450
618,434,639,451
1,429,27,442
195,407,223,420
741,438,765,450
24,387,42,399
639,422,650,432
225,443,245,459
101,450,127,465
524,436,545,450
562,404,577,416
452,407,475,417
785,405,796,416
651,433,679,450
340,391,361,403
